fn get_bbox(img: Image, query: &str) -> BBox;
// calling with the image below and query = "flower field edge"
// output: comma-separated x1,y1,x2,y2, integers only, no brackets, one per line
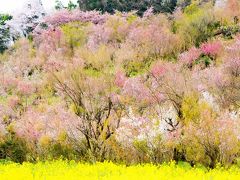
0,161,240,180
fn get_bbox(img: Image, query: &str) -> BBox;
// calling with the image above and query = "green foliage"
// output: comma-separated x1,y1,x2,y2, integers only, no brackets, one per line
67,1,78,10
0,135,27,163
0,14,12,25
177,0,191,8
0,14,12,54
55,0,64,10
181,93,212,125
55,0,78,10
175,3,218,47
75,45,114,72
220,24,240,39
60,22,87,55
196,55,212,67
124,58,153,77
77,0,178,15
183,2,199,14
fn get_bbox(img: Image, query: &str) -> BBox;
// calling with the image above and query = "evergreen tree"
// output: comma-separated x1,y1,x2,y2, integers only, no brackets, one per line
0,14,12,53
67,1,78,10
77,0,178,15
55,0,65,10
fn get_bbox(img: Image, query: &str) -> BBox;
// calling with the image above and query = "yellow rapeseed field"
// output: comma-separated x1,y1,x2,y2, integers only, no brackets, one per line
0,161,240,180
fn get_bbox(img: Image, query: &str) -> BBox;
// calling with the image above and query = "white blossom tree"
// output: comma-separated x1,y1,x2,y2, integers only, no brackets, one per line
6,0,46,42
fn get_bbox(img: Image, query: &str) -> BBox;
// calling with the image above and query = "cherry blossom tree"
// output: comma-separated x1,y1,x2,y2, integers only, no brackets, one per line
54,67,125,160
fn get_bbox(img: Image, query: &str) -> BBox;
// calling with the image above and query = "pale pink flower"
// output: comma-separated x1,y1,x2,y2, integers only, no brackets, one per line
44,10,107,27
8,96,21,109
123,77,150,101
179,47,201,65
143,7,154,18
87,25,112,50
17,81,35,95
225,58,240,76
151,62,167,77
2,77,18,88
115,71,127,88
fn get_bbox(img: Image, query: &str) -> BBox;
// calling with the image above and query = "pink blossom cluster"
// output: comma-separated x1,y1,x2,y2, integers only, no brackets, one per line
200,41,222,57
0,105,10,137
37,28,63,55
128,22,179,56
179,47,201,65
123,77,151,102
143,7,154,19
1,77,18,90
185,111,240,152
165,128,181,142
225,58,240,76
151,62,167,77
179,41,222,66
204,67,229,89
115,71,127,88
43,55,67,72
87,25,113,50
225,36,240,76
122,76,165,104
226,35,240,56
17,81,36,96
8,96,21,109
0,122,7,137
15,104,80,144
44,9,108,27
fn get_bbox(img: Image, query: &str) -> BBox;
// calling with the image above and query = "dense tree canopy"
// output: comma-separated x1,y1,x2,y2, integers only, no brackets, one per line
77,0,178,15
0,14,12,53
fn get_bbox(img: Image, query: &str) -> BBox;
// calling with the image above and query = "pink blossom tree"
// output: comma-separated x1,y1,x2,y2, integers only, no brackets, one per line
54,67,126,160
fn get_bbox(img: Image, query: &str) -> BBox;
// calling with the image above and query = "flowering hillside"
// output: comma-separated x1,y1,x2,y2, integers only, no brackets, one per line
0,0,240,170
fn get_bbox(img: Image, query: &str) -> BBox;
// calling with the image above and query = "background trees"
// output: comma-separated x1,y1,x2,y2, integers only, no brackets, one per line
0,14,12,53
77,0,178,15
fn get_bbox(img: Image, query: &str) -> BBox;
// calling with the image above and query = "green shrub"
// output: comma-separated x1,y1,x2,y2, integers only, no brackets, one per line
0,135,28,163
175,3,218,47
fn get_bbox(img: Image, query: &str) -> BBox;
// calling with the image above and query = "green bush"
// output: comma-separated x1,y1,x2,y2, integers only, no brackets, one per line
174,3,219,47
0,14,12,53
0,135,28,163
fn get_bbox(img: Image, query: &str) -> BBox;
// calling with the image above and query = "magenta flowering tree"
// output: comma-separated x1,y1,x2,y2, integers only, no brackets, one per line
123,77,153,103
200,41,222,58
179,41,223,69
